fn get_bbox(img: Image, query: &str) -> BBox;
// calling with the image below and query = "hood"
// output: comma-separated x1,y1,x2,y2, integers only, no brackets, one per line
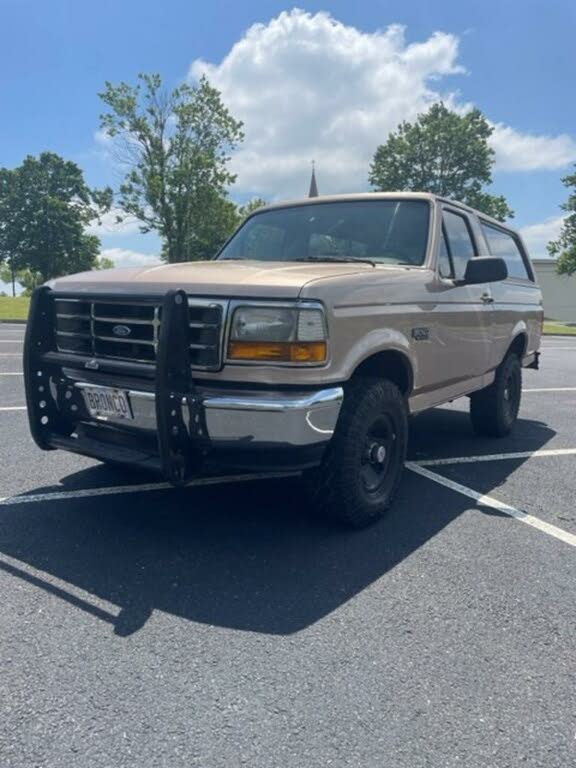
48,259,377,299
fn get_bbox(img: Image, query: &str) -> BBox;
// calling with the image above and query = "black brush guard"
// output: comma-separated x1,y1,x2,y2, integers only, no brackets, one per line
24,286,209,486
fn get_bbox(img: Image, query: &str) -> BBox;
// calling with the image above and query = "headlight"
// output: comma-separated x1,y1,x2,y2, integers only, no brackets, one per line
228,305,327,363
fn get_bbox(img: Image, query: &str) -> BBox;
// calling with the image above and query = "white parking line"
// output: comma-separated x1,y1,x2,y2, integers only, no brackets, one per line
524,388,576,393
0,353,21,357
0,471,299,507
0,340,23,343
0,406,26,412
0,482,173,506
0,372,22,376
414,448,576,467
406,462,576,548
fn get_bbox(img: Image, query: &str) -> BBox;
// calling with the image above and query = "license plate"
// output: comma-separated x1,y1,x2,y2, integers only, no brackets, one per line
82,386,134,420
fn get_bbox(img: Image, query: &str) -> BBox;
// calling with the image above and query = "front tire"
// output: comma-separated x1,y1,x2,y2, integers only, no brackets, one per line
470,353,522,437
307,377,408,528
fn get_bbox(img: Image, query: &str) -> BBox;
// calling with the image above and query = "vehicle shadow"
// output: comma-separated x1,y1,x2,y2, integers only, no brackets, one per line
0,407,556,637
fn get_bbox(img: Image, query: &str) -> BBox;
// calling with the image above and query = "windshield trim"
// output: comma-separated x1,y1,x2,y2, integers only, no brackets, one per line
215,198,433,268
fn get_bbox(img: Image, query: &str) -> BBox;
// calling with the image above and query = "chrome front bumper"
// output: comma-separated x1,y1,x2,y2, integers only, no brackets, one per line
73,382,344,449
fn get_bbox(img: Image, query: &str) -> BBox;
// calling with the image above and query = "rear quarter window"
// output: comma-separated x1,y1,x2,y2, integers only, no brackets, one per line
480,222,532,280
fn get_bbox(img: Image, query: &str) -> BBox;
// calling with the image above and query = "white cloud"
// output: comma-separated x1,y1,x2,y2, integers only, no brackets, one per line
189,9,576,198
520,215,565,257
88,208,141,236
100,248,160,268
191,10,464,198
94,128,113,147
491,125,576,172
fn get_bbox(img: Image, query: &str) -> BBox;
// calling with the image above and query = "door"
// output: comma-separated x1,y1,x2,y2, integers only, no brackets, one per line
428,207,494,385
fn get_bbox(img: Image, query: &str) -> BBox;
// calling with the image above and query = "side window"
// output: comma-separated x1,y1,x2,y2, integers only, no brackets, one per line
481,222,531,280
438,230,454,278
442,210,477,280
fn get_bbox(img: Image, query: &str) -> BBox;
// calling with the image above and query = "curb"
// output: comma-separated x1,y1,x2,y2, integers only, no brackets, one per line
542,332,576,338
0,319,26,325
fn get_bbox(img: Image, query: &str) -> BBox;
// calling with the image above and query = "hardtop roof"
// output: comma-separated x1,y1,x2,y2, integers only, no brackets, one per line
255,191,512,230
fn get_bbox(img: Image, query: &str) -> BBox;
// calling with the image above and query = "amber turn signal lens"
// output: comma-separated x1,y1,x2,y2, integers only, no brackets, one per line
228,340,327,363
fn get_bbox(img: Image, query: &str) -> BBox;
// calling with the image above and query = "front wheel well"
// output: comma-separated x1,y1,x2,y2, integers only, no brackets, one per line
508,333,528,359
351,350,413,396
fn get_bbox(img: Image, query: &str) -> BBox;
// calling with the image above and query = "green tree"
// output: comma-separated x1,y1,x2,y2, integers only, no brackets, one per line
0,153,111,282
99,73,244,263
95,255,116,270
548,167,576,275
0,264,43,296
369,103,513,221
238,197,267,221
182,191,240,261
0,254,116,296
0,168,18,271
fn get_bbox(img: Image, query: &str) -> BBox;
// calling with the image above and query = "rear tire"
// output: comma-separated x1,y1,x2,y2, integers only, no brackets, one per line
306,377,408,528
470,353,522,437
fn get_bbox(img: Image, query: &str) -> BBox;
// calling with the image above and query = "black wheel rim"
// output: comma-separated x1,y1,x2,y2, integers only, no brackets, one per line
503,366,521,421
360,414,397,495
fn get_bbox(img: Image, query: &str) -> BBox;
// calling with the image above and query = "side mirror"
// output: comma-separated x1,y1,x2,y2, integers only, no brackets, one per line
462,256,508,285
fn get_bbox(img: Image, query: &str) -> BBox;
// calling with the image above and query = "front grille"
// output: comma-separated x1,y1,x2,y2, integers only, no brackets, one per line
54,297,225,370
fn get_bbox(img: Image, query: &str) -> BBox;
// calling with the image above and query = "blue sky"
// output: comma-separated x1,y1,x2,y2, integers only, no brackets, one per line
1,0,575,271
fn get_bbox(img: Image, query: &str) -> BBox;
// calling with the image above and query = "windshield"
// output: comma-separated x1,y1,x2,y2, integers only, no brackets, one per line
218,200,430,266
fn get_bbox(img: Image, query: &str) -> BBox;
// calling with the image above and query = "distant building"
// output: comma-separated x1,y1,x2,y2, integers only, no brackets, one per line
308,164,319,197
531,258,576,322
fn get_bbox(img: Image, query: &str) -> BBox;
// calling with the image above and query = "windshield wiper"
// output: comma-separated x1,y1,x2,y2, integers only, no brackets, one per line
295,255,376,267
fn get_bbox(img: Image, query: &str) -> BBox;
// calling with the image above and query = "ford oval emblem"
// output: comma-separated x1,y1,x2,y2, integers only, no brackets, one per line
112,324,131,338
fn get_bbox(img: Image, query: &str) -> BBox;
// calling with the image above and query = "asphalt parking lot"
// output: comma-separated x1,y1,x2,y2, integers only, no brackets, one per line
1,322,575,768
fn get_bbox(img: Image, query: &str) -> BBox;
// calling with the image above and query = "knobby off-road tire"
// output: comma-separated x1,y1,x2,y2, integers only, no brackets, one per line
307,377,408,528
470,353,522,438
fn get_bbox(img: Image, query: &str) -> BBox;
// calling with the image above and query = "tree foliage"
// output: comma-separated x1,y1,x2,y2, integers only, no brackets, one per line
0,152,111,281
95,255,116,270
548,167,576,275
0,264,43,296
238,197,267,221
99,73,244,263
369,103,513,221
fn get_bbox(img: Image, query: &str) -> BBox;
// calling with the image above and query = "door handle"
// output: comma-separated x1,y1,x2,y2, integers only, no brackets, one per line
481,293,494,304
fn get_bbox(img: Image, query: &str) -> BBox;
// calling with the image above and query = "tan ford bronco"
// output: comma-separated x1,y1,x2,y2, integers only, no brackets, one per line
24,193,543,527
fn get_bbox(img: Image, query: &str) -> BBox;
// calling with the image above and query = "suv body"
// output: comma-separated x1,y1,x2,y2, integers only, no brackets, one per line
24,193,542,526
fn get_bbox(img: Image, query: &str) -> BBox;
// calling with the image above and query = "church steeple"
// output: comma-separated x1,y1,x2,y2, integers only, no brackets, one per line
308,160,319,197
